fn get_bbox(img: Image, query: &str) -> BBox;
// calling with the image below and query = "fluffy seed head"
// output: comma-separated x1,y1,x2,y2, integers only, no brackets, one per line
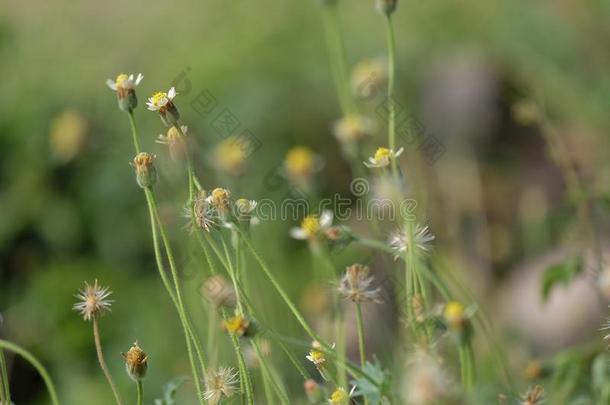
190,190,217,232
338,264,381,303
73,280,113,321
122,341,148,381
389,223,435,259
203,366,239,404
521,385,545,405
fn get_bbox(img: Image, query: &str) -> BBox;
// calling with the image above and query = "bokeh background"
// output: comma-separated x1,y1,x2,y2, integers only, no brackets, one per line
2,0,610,403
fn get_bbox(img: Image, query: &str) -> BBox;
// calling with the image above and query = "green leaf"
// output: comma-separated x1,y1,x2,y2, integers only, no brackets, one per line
541,256,583,301
153,376,188,405
351,360,391,405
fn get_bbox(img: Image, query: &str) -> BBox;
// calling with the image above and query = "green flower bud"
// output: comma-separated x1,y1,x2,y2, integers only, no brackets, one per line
132,152,157,188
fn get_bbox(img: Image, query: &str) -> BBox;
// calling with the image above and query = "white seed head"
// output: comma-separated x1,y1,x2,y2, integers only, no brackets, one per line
73,280,113,321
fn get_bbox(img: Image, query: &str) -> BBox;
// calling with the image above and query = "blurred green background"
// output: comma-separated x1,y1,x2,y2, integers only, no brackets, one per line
2,0,610,403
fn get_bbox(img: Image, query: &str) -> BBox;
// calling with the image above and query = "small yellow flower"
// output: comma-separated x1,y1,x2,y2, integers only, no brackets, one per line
147,87,180,126
290,211,333,240
222,314,250,337
284,146,318,179
209,188,231,214
306,341,327,368
213,137,248,175
106,73,143,111
364,146,404,168
329,388,347,404
443,301,465,329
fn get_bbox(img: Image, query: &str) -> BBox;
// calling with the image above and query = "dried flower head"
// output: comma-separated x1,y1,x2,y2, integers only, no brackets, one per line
338,264,381,303
122,341,148,381
209,188,232,215
222,314,252,337
106,73,143,111
132,152,157,189
157,125,187,161
290,211,333,240
389,223,435,259
73,280,113,321
521,385,545,405
147,87,180,126
187,190,217,232
201,275,235,307
376,0,397,15
203,366,239,405
213,137,249,176
333,114,374,144
364,147,404,168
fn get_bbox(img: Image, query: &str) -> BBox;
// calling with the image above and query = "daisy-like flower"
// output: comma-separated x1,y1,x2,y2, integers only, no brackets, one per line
284,146,323,180
290,210,333,241
106,73,143,111
520,385,545,405
122,341,148,381
203,366,240,405
364,146,404,168
388,223,435,259
306,340,335,370
73,280,113,321
329,386,356,405
233,198,258,226
147,87,180,127
157,125,187,161
333,114,375,144
338,264,382,303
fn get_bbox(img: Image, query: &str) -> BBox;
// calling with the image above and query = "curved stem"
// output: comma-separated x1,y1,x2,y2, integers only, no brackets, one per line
93,318,124,405
136,380,143,405
0,340,59,405
0,349,10,404
252,339,290,405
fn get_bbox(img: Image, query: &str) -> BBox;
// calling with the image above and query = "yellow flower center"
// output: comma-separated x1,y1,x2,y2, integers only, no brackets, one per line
223,315,248,335
330,388,347,404
443,301,465,327
115,73,129,87
374,147,391,162
151,91,167,106
301,215,320,237
285,146,314,177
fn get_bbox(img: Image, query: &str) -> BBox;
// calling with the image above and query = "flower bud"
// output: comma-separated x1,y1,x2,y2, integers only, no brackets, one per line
304,379,322,403
376,0,397,15
122,341,148,381
106,73,143,112
132,152,157,188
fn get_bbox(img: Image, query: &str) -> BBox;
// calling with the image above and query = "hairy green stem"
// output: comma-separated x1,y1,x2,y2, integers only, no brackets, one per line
0,349,10,404
136,380,143,405
0,340,59,405
127,111,141,154
252,339,290,405
93,318,124,405
385,15,399,183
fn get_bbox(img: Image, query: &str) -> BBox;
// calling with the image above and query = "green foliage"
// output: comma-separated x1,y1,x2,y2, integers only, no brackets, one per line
351,360,391,405
153,377,189,405
541,256,583,301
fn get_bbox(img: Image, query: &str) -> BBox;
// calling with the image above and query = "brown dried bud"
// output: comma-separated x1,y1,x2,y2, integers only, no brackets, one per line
122,341,148,381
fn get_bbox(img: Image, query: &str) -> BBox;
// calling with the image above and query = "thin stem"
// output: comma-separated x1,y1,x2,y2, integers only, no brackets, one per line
354,304,366,370
0,340,59,405
0,349,10,404
322,5,352,115
385,15,399,183
234,228,320,343
93,318,124,405
136,380,143,405
145,189,206,402
252,339,290,405
127,111,141,154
